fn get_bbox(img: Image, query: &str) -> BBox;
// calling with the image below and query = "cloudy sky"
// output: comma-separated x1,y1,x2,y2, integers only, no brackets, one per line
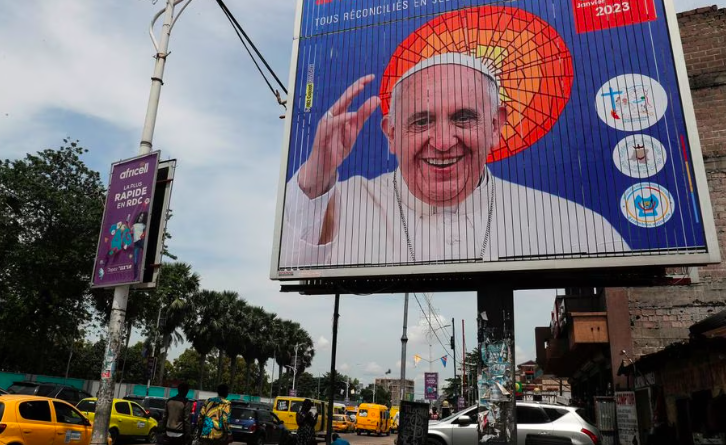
1,0,723,397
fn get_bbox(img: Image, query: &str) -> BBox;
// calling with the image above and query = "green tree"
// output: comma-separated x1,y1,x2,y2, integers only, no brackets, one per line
0,140,105,373
116,342,149,385
148,263,201,384
359,384,391,405
274,321,315,387
184,290,228,390
223,298,249,393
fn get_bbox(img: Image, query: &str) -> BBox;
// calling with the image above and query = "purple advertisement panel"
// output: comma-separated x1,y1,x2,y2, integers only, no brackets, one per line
92,152,160,288
424,372,438,401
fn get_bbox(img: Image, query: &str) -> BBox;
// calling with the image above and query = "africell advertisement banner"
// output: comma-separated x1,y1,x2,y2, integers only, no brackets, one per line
271,0,719,279
424,372,438,400
92,152,159,288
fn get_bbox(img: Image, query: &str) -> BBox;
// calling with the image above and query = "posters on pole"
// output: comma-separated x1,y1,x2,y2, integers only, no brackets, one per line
615,391,639,445
397,401,430,445
424,372,438,401
92,152,160,288
271,0,720,280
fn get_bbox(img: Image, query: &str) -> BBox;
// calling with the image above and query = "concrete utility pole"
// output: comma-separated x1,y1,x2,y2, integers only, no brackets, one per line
89,1,193,444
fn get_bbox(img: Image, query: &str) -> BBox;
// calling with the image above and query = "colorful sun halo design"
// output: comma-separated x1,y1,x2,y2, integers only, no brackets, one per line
380,6,574,162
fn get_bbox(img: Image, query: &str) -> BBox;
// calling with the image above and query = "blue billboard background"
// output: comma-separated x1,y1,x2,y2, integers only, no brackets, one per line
284,0,706,254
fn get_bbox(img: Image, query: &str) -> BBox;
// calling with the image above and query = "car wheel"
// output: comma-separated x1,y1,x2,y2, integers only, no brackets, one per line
146,428,157,444
109,428,119,445
256,434,265,445
427,437,445,445
386,430,390,436
356,431,361,436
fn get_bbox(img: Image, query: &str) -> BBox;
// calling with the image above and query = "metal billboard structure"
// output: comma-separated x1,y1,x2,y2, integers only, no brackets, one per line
271,0,719,283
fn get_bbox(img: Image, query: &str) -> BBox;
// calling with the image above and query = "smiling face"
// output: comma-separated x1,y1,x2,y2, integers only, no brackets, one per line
382,64,505,207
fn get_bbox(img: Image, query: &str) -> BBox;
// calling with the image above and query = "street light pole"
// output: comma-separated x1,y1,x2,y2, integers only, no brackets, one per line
400,293,409,405
293,343,299,391
89,2,193,444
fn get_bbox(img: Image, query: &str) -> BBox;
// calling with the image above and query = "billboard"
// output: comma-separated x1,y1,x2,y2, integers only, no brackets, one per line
271,0,719,280
92,152,160,288
424,372,438,400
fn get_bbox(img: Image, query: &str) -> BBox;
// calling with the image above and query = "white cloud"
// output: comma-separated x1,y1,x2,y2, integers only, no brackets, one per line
339,363,350,372
316,336,330,351
363,362,384,376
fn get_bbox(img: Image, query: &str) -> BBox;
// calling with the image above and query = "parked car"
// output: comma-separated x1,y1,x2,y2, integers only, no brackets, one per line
0,394,94,445
229,404,287,445
123,395,167,421
6,381,92,405
426,403,603,445
77,397,158,445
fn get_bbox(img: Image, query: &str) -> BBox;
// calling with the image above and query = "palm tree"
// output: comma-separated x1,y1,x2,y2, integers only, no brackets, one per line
144,262,200,385
255,311,277,395
184,289,227,390
223,298,248,392
274,321,315,394
213,291,238,387
240,305,269,394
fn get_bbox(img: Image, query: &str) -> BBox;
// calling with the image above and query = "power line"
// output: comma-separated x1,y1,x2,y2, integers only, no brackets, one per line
215,0,287,108
412,293,452,359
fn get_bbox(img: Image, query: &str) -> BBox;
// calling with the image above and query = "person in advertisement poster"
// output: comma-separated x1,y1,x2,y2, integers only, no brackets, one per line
282,50,629,267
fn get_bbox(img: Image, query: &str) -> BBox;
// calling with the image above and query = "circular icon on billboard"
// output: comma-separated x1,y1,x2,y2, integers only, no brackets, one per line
596,74,668,131
620,183,675,228
379,5,574,162
613,134,667,178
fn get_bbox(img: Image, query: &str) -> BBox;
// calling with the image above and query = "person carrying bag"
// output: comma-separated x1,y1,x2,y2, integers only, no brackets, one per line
196,384,232,445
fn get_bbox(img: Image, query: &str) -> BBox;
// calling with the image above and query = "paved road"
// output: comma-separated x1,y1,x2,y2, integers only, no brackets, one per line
135,432,397,445
339,432,396,445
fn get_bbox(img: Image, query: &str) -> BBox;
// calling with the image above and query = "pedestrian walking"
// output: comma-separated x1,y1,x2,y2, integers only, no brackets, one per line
197,384,232,445
430,407,439,420
295,399,318,445
160,382,193,445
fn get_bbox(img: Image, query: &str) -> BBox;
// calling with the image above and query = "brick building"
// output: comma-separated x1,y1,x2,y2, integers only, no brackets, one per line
536,6,726,444
374,377,414,406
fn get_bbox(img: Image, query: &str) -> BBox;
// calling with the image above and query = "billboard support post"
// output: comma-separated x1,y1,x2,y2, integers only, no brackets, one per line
326,294,340,445
90,1,189,445
477,288,516,444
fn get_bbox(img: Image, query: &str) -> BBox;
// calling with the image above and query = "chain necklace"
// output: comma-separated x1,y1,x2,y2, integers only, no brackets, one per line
393,172,496,262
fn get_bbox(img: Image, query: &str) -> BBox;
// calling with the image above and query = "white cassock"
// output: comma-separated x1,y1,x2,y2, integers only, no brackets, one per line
278,168,629,268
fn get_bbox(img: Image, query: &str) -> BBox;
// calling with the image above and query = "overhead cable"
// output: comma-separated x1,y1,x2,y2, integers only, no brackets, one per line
215,0,288,108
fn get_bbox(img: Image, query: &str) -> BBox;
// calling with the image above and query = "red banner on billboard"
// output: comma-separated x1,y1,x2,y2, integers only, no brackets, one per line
573,0,657,33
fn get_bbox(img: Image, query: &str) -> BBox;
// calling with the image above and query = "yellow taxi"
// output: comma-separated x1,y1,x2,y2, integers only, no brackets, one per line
0,395,93,445
77,398,158,445
332,414,354,433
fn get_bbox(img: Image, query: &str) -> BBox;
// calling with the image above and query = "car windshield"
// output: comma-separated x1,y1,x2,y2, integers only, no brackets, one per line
334,415,345,421
0,402,5,421
77,400,97,413
231,407,255,420
7,384,38,395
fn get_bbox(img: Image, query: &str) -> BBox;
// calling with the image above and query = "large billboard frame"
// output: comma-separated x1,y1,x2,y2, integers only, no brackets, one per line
270,0,720,281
